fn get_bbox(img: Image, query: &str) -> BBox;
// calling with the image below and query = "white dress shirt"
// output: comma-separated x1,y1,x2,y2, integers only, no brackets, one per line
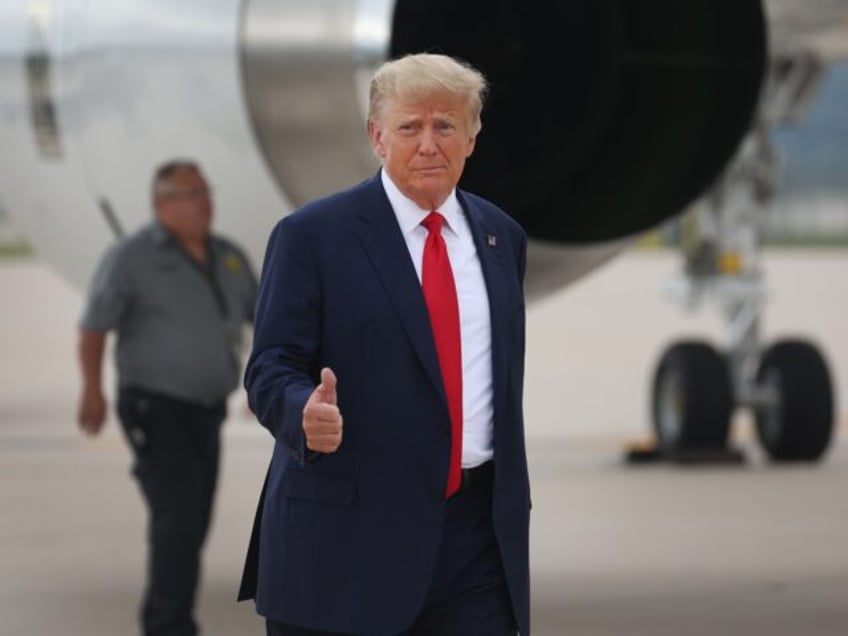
380,169,494,468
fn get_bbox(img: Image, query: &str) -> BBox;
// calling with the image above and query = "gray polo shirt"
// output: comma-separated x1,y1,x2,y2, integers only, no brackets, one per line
80,222,258,406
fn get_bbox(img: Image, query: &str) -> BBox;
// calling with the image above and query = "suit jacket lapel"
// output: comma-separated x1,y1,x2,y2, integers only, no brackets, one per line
353,177,447,405
458,191,510,424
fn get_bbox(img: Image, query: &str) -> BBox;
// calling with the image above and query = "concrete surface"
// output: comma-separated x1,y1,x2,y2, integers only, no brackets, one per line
1,248,846,635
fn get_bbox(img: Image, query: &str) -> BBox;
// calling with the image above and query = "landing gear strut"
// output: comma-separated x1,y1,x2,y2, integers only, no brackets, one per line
632,53,836,465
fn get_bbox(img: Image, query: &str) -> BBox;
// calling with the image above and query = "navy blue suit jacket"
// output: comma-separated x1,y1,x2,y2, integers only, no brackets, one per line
239,173,531,635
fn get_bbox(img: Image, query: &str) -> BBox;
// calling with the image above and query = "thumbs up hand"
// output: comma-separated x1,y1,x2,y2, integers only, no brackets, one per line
302,367,343,453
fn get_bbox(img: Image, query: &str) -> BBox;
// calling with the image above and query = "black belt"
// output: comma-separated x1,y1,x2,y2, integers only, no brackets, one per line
457,461,494,494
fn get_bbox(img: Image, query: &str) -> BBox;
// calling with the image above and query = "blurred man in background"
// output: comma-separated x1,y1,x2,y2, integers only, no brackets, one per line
76,159,257,636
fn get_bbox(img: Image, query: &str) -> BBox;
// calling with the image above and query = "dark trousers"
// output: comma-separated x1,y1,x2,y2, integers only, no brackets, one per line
267,463,516,636
118,387,225,636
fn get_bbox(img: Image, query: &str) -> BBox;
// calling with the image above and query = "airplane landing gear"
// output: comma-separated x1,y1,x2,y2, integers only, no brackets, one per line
755,339,834,461
632,53,837,467
645,337,835,465
652,340,732,454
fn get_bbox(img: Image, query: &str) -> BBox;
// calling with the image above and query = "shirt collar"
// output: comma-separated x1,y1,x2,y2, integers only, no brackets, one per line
148,220,216,257
380,169,463,238
149,220,173,247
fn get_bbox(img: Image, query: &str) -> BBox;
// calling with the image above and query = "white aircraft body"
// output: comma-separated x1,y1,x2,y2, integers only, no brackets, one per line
0,0,845,461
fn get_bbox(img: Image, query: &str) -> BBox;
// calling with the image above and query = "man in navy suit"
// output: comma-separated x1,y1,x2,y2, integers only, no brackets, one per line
240,53,531,635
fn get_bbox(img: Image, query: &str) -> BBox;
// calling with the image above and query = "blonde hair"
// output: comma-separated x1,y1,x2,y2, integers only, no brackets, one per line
368,53,488,135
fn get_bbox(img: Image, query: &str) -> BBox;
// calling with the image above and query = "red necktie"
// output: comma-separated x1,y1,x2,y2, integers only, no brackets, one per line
421,212,463,498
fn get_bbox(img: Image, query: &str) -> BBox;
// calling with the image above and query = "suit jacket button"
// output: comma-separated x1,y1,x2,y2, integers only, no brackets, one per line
432,491,443,503
439,425,449,436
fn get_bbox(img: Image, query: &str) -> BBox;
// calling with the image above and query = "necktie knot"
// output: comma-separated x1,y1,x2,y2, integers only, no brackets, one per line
422,211,445,235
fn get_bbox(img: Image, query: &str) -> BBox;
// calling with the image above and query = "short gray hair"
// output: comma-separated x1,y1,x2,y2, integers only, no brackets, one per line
368,53,488,135
151,159,201,202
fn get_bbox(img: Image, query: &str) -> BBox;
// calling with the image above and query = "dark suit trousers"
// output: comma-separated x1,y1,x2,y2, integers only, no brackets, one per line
118,387,225,636
266,463,517,636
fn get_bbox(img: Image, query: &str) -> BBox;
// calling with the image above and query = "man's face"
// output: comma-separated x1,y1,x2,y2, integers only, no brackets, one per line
368,93,477,211
155,168,213,243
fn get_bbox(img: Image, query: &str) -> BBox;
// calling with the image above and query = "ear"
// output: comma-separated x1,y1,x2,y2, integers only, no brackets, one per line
367,119,386,157
465,134,477,158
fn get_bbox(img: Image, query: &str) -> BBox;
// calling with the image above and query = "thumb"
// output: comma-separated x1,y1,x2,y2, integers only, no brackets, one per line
317,367,337,406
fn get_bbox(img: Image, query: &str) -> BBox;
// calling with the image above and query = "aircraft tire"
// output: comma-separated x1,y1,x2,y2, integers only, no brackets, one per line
754,339,834,462
652,340,732,453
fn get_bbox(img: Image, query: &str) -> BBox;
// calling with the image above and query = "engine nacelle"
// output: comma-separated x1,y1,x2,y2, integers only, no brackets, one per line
0,0,765,297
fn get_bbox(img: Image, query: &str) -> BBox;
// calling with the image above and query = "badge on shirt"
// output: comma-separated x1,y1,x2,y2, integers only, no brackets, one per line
224,252,242,273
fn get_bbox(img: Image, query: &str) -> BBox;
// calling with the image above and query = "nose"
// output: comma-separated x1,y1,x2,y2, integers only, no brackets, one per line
417,127,438,154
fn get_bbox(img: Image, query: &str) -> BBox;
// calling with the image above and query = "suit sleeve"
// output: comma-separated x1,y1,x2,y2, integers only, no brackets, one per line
244,216,321,458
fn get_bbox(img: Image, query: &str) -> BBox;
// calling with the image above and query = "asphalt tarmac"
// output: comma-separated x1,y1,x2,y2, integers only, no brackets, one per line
1,249,846,635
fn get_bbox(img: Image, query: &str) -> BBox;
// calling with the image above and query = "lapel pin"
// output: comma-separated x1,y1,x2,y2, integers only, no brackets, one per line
487,234,497,247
